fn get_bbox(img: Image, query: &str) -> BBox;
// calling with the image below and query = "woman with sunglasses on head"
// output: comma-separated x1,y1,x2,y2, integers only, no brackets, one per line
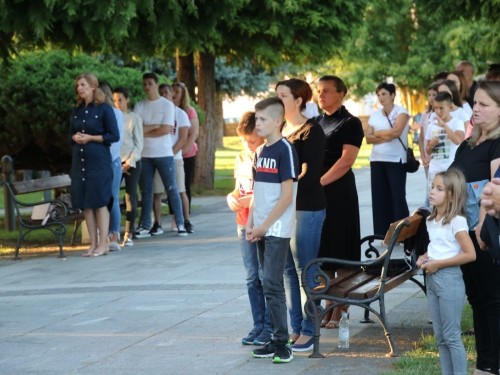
172,83,199,233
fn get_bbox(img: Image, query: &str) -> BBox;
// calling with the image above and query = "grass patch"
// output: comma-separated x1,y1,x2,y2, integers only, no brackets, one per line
381,304,475,374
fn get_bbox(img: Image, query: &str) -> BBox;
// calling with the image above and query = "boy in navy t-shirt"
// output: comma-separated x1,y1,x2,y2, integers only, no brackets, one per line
247,97,299,363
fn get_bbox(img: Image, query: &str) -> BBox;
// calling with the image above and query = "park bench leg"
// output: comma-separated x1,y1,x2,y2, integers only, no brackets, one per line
360,304,375,323
306,299,325,358
57,225,66,259
14,228,23,260
70,220,81,246
379,294,398,357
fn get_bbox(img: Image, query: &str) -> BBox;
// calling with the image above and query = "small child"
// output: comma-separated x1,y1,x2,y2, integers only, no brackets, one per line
247,97,299,363
227,111,272,346
425,92,465,196
417,169,475,375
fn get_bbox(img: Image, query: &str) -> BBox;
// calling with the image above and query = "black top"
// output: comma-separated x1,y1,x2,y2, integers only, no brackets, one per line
468,81,478,109
450,137,500,183
286,118,326,211
313,106,364,168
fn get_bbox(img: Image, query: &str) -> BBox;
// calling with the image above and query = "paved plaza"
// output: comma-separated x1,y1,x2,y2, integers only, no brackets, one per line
0,167,429,374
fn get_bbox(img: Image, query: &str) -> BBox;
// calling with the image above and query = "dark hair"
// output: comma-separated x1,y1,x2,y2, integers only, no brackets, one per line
113,86,130,99
486,63,500,81
275,78,312,111
143,72,159,83
376,82,396,96
434,71,449,81
448,70,469,101
113,86,131,109
434,92,453,105
237,111,256,135
255,97,285,118
318,75,348,96
438,80,463,108
159,83,172,92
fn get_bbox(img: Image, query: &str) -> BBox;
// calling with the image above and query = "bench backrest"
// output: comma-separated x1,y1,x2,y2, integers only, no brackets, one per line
382,214,423,247
10,175,71,195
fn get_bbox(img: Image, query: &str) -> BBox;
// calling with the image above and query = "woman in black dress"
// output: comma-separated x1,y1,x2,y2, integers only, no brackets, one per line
69,73,119,257
314,75,364,328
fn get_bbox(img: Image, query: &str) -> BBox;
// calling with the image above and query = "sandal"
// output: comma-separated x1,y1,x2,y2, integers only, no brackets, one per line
321,303,334,327
82,249,94,257
90,247,109,257
325,320,340,329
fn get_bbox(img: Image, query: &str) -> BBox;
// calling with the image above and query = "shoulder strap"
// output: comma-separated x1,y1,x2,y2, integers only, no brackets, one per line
384,110,407,152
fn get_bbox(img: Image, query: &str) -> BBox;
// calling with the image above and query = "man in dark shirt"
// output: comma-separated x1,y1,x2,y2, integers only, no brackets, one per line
456,61,477,108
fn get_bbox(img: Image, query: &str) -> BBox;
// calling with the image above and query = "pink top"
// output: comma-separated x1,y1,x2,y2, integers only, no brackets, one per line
183,106,198,158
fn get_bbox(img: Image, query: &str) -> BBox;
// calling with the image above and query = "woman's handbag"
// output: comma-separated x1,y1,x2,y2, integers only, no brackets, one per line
384,110,420,173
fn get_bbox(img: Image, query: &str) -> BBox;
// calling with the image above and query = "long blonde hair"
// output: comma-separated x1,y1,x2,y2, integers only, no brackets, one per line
428,168,468,225
468,81,500,146
172,82,192,112
75,73,105,106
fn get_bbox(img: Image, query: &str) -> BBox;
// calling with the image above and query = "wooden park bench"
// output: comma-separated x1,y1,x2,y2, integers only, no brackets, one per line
302,210,428,358
2,174,84,259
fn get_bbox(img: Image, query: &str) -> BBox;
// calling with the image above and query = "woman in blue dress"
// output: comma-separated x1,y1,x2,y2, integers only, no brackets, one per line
69,73,119,257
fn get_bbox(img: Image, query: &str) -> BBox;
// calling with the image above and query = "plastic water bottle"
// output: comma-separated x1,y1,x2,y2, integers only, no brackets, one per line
338,311,350,349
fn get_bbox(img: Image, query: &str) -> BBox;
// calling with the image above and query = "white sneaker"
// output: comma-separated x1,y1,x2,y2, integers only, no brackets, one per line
122,234,134,247
177,224,188,237
135,227,151,238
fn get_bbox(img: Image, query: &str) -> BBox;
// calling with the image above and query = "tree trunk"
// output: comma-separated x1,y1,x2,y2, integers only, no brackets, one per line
215,92,224,148
176,50,196,102
194,51,216,190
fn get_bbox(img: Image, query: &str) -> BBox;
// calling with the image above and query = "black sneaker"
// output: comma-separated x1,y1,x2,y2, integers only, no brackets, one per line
242,326,261,345
149,222,163,236
252,341,276,358
177,224,188,237
184,220,194,233
272,342,293,363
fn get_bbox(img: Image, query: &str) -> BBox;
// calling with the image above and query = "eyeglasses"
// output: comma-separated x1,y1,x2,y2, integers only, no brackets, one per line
488,64,500,71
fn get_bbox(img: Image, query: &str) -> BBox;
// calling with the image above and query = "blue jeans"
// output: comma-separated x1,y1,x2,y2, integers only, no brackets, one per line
284,209,326,336
109,157,122,235
238,225,270,330
139,157,184,229
257,236,290,344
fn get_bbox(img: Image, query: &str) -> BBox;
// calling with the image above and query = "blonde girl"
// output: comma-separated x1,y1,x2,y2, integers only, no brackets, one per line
417,168,475,375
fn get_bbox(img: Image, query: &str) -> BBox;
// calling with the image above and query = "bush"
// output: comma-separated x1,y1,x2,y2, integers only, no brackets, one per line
0,50,168,173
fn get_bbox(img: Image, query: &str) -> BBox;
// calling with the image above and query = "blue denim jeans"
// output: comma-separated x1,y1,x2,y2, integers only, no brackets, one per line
139,157,184,229
284,209,326,336
257,235,290,344
109,157,122,235
238,225,270,330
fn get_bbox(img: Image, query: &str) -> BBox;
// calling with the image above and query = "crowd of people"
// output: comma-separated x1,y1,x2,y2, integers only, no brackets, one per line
69,72,198,257
67,61,500,372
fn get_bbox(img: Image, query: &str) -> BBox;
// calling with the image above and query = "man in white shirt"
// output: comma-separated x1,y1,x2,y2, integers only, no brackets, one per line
134,73,187,237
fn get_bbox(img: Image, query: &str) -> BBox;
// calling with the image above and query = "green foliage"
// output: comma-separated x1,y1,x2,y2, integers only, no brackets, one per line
0,50,154,172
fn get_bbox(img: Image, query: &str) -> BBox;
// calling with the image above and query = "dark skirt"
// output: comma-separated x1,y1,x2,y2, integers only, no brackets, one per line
317,169,361,271
70,142,113,210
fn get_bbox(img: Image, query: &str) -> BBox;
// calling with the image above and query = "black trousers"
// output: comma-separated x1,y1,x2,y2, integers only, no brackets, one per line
183,155,196,210
370,161,409,235
462,233,500,373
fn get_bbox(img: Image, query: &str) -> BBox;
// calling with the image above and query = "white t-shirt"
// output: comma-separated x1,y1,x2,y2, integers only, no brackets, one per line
172,107,191,160
368,105,409,163
425,117,465,174
463,102,473,117
427,215,468,261
134,97,175,158
301,102,320,118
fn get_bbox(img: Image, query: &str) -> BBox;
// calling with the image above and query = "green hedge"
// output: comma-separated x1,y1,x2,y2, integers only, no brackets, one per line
0,50,203,173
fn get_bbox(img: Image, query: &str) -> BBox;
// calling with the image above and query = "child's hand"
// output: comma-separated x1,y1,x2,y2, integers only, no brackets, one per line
475,224,488,251
238,195,252,209
227,192,243,212
435,115,446,128
246,226,266,243
421,259,440,274
416,255,429,268
429,137,439,149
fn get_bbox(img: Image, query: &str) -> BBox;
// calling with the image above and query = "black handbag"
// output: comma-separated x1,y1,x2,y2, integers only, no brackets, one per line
384,110,420,173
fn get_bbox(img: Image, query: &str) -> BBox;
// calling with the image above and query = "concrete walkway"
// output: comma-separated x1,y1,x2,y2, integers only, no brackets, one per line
0,167,429,374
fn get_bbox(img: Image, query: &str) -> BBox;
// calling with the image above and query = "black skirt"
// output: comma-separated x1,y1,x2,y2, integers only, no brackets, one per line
317,169,361,271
